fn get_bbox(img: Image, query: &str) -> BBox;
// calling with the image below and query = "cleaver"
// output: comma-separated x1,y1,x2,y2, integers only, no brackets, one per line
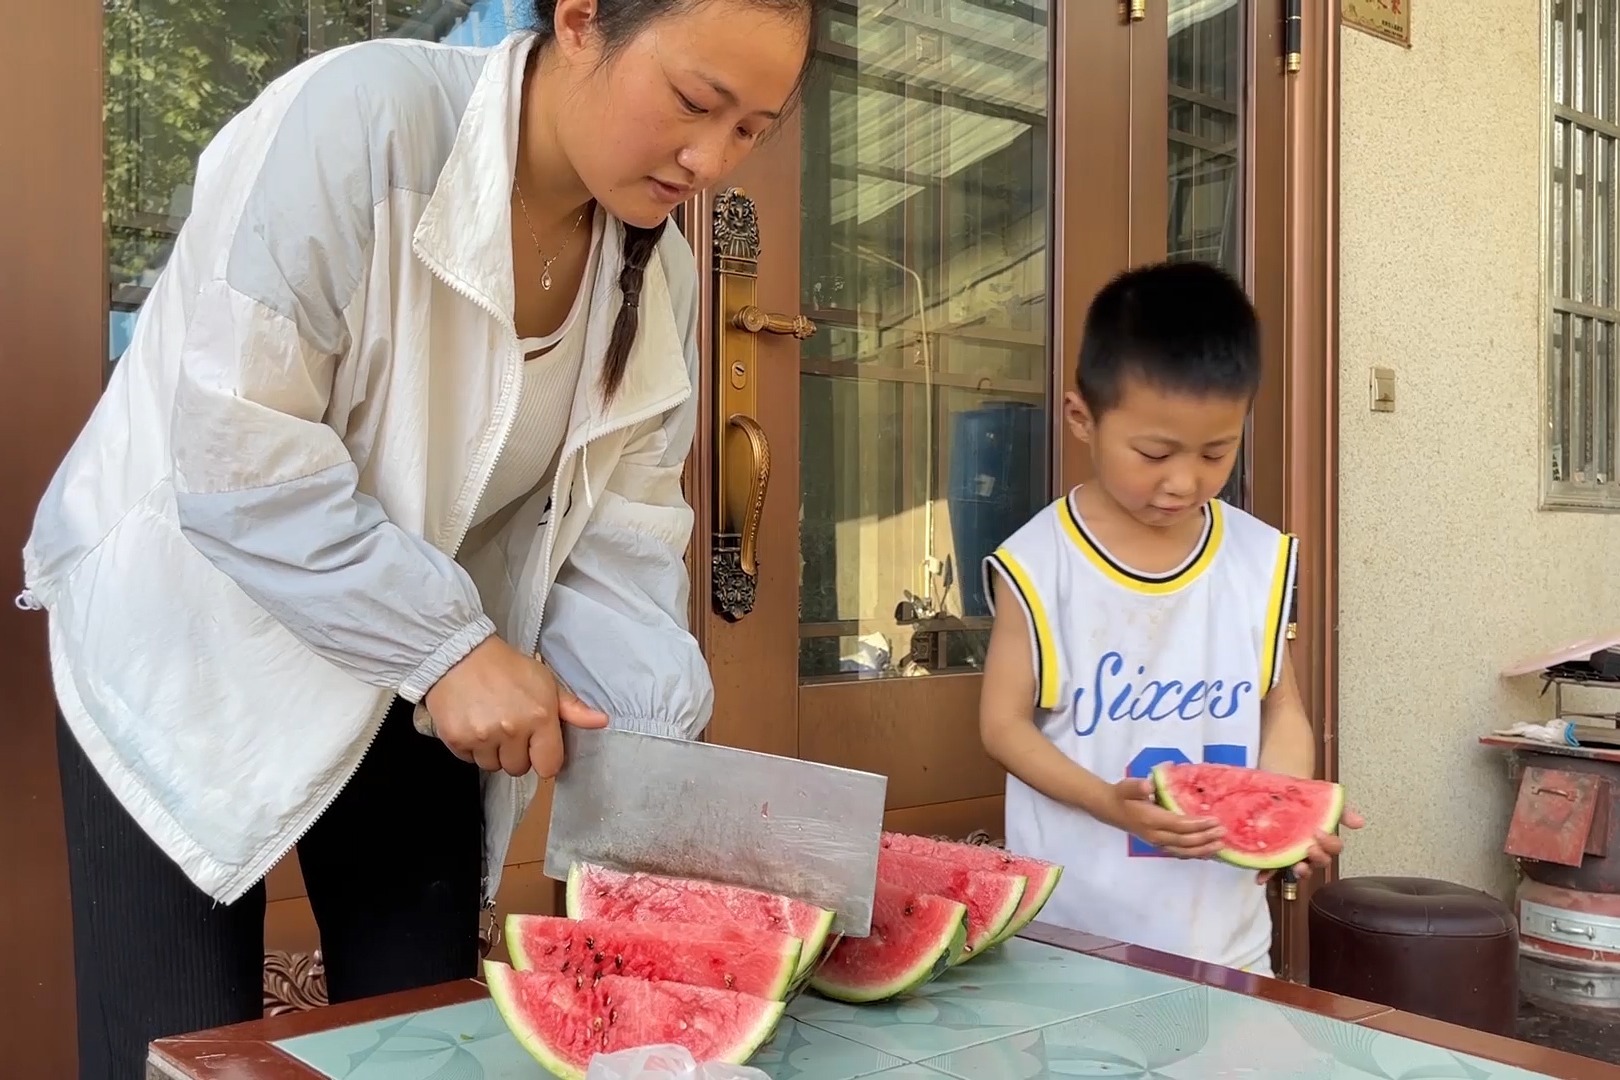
543,725,887,937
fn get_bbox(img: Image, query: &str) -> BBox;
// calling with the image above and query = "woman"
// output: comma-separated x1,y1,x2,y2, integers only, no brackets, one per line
19,0,819,1073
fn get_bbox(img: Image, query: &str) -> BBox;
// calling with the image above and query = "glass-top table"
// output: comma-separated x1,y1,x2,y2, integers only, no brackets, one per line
147,925,1620,1080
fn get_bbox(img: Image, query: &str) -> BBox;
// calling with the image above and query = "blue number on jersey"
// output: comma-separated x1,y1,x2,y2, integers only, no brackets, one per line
1125,744,1248,857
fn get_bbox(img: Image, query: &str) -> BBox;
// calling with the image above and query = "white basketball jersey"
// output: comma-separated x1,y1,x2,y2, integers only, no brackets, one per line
984,490,1298,973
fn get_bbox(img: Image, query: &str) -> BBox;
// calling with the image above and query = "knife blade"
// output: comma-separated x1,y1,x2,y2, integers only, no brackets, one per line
543,725,887,936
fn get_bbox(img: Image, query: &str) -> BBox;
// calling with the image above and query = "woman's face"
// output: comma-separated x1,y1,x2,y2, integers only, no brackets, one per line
549,0,810,228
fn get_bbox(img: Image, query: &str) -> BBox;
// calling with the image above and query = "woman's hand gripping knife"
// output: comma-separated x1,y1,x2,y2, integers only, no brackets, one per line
424,638,608,778
977,574,1228,859
1253,651,1365,884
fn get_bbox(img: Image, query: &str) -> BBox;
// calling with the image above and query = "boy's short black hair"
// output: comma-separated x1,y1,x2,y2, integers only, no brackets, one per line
1076,261,1261,415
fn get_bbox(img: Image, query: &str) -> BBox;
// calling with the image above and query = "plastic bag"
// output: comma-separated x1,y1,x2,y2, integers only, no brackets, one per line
585,1045,770,1080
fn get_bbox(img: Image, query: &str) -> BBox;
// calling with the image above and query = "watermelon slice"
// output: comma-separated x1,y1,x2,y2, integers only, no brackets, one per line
809,879,968,1003
880,832,1063,947
876,847,1026,963
505,914,803,1001
565,863,834,981
1151,762,1346,871
485,960,783,1080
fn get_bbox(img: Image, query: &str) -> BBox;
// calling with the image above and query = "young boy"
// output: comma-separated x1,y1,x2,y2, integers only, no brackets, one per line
978,261,1357,976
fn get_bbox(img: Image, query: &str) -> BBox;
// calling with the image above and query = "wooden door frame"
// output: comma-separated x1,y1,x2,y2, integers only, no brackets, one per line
1271,0,1341,981
0,1,103,1074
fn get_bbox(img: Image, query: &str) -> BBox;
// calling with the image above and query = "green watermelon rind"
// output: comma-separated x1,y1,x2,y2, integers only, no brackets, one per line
505,913,539,971
879,834,1065,951
955,873,1026,964
985,863,1064,947
808,903,968,1004
563,862,835,982
942,910,970,967
792,907,837,981
481,960,585,1080
503,913,803,1001
1150,763,1347,871
484,959,785,1080
485,963,575,1080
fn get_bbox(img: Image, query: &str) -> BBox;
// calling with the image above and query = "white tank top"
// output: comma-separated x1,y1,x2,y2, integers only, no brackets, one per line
470,206,605,530
984,489,1298,972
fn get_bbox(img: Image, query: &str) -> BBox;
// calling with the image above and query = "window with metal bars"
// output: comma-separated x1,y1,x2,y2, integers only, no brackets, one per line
1547,0,1620,509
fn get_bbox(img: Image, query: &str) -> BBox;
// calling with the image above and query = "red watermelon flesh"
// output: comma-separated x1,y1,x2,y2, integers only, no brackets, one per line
485,960,783,1080
565,863,834,981
1151,762,1345,871
876,847,1026,962
880,832,1063,947
809,879,969,1003
505,914,803,1001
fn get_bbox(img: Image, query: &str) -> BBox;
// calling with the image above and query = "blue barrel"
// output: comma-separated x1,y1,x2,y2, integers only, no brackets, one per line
947,401,1045,617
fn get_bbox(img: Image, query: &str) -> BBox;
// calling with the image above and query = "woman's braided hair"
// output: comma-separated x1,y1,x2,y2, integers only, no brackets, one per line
532,0,819,399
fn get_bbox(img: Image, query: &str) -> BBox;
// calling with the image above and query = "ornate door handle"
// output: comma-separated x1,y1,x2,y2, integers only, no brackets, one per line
711,187,809,622
733,305,817,339
720,413,770,578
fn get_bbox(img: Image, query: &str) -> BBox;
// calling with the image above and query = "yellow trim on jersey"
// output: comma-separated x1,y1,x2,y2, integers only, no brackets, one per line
1058,493,1225,595
1261,533,1300,695
985,548,1061,710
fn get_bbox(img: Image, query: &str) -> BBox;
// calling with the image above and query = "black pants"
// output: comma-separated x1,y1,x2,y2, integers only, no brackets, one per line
56,697,484,1080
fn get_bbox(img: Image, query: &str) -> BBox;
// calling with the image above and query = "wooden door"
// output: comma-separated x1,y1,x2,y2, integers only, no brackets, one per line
682,0,1331,979
689,0,1077,849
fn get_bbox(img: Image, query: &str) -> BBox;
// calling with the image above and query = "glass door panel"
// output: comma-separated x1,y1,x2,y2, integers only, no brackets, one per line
1167,0,1242,270
797,0,1053,683
103,0,526,377
1166,0,1248,505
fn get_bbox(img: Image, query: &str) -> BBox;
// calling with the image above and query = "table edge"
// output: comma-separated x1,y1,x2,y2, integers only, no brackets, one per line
1018,922,1619,1077
150,978,488,1052
148,921,1620,1078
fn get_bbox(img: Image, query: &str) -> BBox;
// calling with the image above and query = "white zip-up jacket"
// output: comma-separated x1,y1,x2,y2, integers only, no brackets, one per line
18,31,713,907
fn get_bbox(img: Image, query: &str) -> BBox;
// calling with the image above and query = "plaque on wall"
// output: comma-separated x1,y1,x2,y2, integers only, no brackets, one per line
1343,0,1411,48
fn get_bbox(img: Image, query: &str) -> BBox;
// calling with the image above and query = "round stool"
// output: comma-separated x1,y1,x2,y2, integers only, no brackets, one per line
1308,876,1519,1036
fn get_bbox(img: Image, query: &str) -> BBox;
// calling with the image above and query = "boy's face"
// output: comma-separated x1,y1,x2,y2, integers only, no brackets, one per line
1064,373,1250,528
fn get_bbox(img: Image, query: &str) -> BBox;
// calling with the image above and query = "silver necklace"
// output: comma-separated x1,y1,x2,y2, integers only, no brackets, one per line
514,183,587,291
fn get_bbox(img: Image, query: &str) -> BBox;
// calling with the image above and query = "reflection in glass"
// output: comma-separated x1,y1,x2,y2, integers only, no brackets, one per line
1167,0,1247,505
103,0,531,374
797,2,1051,681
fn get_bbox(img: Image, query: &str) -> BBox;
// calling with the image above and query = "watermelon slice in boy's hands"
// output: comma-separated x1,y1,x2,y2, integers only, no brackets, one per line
1150,762,1362,879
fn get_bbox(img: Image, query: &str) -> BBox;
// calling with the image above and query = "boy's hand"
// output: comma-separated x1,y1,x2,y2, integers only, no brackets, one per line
1102,778,1228,859
1254,807,1366,885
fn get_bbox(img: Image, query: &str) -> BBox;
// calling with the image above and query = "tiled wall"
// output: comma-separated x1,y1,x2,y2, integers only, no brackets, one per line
1337,2,1620,897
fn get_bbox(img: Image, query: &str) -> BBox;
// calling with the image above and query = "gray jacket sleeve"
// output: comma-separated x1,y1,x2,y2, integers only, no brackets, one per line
168,63,493,703
538,229,714,739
